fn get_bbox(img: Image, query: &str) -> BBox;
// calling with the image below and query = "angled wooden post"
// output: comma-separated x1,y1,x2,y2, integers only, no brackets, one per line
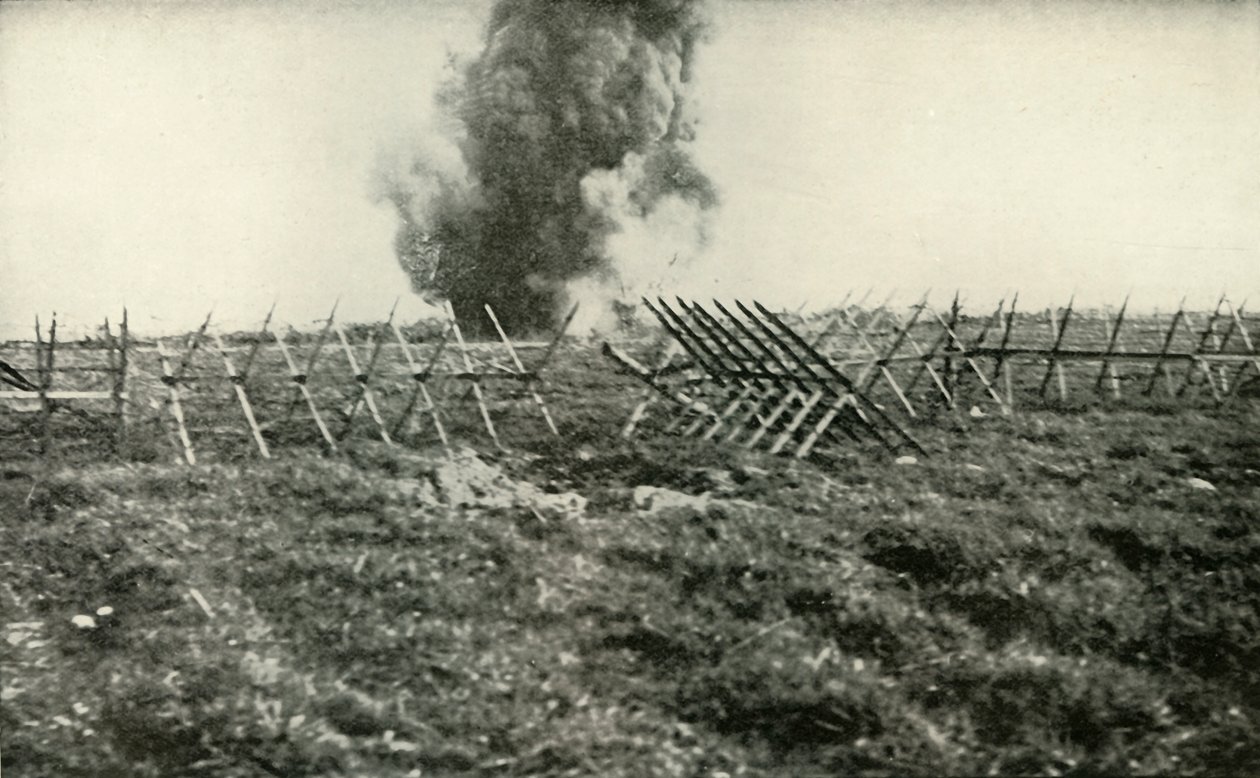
1220,300,1259,406
686,301,795,443
338,301,398,441
1175,296,1224,398
1212,299,1240,395
643,298,734,432
535,303,579,373
898,322,953,405
751,301,924,455
390,321,452,456
1039,296,1074,401
711,300,828,448
156,340,196,465
177,310,214,380
100,311,131,457
273,329,337,452
927,306,1010,415
1094,295,1129,398
621,340,679,438
732,301,886,456
486,304,559,436
988,293,1019,390
446,301,504,450
1144,299,1185,396
283,301,338,422
34,316,54,456
1176,308,1223,402
942,293,961,405
239,301,276,381
334,321,393,445
678,299,783,439
213,333,271,458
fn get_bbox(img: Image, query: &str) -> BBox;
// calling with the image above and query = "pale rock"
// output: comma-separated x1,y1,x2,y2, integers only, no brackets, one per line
1186,477,1216,492
632,485,710,514
894,455,918,466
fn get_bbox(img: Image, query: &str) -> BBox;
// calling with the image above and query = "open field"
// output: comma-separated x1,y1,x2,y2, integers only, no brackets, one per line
3,332,1260,776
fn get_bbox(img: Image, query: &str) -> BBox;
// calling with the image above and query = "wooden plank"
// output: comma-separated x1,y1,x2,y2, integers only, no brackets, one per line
486,304,558,436
213,333,271,458
1,390,129,400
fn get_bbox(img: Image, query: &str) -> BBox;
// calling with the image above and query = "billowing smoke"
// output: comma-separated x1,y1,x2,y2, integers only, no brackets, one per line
381,0,717,334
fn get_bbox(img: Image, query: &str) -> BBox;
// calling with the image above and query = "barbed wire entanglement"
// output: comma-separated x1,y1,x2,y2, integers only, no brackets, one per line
0,303,577,464
4,293,1257,465
605,294,1260,459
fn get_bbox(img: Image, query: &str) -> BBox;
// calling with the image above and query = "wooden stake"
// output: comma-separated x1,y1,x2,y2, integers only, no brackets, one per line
621,340,678,438
1039,296,1074,401
239,301,276,380
213,333,271,458
156,341,196,465
446,301,504,450
486,304,558,436
283,301,338,422
273,330,337,452
177,310,214,380
334,322,393,445
390,321,452,457
1094,295,1129,398
751,301,924,455
34,316,54,456
928,307,1010,415
1176,307,1223,401
1144,299,1186,396
1220,300,1260,406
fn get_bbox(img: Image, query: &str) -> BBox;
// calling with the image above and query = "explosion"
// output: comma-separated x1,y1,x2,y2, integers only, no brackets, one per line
382,0,717,334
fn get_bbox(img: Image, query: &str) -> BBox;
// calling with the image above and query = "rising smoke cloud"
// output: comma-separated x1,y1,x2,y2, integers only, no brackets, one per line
380,0,717,334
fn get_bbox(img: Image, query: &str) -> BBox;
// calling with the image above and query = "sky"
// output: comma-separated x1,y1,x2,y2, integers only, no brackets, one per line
1,0,1258,337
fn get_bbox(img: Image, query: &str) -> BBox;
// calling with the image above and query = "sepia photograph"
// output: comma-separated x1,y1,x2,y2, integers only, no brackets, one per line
2,0,1258,775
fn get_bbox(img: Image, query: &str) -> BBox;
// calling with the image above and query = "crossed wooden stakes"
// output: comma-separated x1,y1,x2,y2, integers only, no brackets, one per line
604,297,927,459
146,301,575,463
608,293,1259,459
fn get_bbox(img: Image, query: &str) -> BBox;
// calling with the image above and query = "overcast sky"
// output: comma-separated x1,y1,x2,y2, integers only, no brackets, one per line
2,0,1257,337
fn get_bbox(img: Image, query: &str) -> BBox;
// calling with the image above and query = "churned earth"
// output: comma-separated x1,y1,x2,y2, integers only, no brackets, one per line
2,363,1259,776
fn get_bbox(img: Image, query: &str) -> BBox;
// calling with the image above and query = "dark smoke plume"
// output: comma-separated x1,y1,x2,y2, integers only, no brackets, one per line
383,0,717,333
